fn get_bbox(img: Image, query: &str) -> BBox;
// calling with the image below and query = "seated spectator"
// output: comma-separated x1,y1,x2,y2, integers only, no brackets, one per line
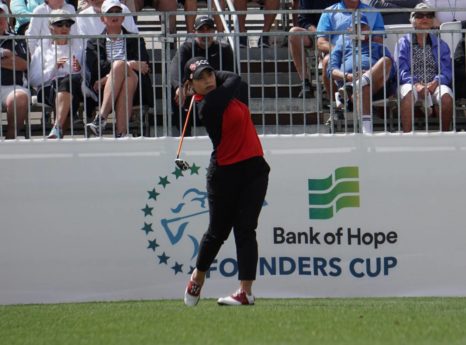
362,0,422,24
29,9,83,139
395,2,453,132
76,0,138,38
453,20,466,99
328,15,396,134
182,0,226,33
10,0,43,34
170,15,234,135
316,0,385,101
132,0,177,36
423,0,466,25
26,0,77,54
85,0,152,137
234,0,280,48
0,2,29,139
288,0,339,98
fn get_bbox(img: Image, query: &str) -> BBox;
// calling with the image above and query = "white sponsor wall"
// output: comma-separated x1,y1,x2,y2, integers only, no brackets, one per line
1,134,466,304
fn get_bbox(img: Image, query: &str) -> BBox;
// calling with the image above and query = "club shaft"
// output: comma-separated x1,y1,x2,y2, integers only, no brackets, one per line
176,96,195,159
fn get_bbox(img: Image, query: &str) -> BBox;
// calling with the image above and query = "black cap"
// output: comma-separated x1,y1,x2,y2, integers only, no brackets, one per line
184,57,215,82
194,16,215,31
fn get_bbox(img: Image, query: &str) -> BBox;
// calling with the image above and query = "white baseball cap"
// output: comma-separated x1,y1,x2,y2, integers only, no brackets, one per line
101,0,123,14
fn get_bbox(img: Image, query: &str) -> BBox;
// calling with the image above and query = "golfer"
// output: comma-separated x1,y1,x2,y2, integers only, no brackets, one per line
183,57,270,306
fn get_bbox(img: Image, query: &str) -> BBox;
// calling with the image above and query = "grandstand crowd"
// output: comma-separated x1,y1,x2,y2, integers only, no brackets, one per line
0,0,466,139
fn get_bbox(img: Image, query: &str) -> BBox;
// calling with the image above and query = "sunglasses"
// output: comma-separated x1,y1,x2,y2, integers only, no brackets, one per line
53,21,73,28
414,13,435,19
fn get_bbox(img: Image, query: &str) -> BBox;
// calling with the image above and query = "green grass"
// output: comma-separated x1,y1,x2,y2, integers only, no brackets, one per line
1,298,466,345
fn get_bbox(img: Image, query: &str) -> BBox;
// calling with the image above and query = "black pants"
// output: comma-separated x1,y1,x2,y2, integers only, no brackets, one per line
196,156,270,280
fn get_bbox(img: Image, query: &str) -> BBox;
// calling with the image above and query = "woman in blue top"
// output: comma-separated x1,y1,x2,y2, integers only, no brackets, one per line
394,2,453,132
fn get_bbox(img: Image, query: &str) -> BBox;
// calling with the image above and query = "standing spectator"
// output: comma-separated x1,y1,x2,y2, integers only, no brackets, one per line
395,2,453,132
183,0,226,33
182,58,270,307
170,15,234,135
10,0,43,34
26,0,77,54
76,0,138,38
234,0,280,48
316,0,385,101
328,15,396,133
85,0,152,137
423,0,466,25
0,2,29,139
132,0,177,36
288,0,339,98
362,0,422,24
453,21,466,99
29,9,83,139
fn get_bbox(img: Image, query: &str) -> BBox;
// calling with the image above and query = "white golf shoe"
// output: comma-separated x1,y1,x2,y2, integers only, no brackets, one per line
217,290,255,306
184,280,202,306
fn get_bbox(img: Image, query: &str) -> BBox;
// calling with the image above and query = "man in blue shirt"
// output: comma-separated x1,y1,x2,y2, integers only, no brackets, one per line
316,0,385,102
328,15,395,133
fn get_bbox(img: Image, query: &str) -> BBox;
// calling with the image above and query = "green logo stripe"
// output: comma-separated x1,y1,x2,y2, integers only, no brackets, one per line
308,166,360,220
308,174,333,191
308,181,359,205
309,206,333,220
335,166,359,180
335,195,360,212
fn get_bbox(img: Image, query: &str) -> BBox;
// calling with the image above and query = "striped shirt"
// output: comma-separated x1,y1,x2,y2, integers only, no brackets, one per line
106,34,126,62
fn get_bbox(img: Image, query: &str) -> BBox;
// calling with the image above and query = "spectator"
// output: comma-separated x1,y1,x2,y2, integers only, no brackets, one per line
453,21,466,99
0,2,29,139
132,0,177,36
288,0,339,98
9,0,43,34
170,15,234,135
395,2,453,132
85,0,152,137
26,0,77,54
362,0,422,24
328,15,396,133
182,0,226,33
76,0,138,38
29,9,83,139
234,0,280,48
423,0,466,25
316,0,385,101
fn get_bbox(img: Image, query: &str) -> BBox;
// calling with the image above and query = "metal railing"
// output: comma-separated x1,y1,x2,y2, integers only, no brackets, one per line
1,7,466,140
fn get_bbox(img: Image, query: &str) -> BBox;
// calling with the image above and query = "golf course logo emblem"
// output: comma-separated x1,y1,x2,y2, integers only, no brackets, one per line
308,166,360,220
140,162,208,276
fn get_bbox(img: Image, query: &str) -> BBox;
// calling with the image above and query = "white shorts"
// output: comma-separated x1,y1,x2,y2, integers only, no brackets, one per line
0,85,30,106
400,83,453,107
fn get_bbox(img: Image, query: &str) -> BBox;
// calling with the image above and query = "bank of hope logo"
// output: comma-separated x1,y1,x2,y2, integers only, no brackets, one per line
140,164,360,275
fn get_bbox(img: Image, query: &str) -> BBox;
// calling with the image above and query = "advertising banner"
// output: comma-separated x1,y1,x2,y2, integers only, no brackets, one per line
1,134,466,304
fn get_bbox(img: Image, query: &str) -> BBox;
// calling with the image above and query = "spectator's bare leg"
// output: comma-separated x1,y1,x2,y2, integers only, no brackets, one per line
5,90,28,139
234,0,247,33
212,0,226,32
322,54,335,101
100,61,129,118
262,0,279,33
291,0,299,27
184,0,197,33
115,68,138,135
55,91,72,128
366,57,392,92
289,27,312,81
156,0,178,34
433,94,453,131
401,91,414,132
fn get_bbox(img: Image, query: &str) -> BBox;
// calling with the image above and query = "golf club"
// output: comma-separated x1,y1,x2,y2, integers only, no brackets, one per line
175,96,195,171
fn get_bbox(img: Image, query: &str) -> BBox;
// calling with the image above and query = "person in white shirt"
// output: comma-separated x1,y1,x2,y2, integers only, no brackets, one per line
76,0,138,37
423,0,466,25
26,0,78,55
29,9,84,139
